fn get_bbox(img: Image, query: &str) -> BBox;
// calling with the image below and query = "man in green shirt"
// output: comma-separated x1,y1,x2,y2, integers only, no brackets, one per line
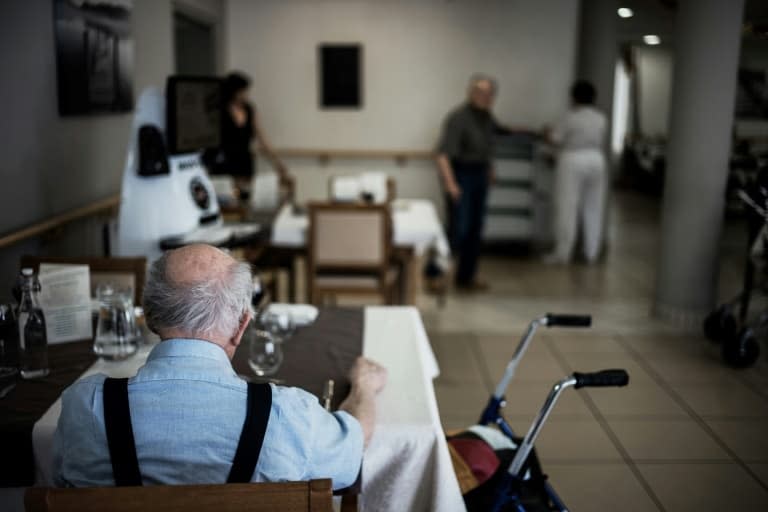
436,75,511,291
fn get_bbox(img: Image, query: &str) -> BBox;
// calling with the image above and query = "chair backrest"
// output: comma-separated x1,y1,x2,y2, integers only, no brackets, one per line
308,203,391,274
25,479,334,512
20,256,147,305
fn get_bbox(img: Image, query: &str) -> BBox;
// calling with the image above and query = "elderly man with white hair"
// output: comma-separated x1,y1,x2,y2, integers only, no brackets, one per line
52,244,386,489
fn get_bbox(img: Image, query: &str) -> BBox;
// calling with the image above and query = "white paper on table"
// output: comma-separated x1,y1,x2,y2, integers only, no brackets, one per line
359,172,388,203
251,172,280,211
38,264,93,344
266,303,319,326
331,176,361,202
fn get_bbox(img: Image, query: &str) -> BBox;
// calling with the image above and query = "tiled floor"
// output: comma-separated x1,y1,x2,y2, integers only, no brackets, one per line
418,190,768,511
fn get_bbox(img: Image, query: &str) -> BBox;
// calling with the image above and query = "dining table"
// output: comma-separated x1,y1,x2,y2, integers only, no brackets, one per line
0,306,466,512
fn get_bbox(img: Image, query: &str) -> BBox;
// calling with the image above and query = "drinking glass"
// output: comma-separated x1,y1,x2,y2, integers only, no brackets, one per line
248,328,283,377
93,284,139,360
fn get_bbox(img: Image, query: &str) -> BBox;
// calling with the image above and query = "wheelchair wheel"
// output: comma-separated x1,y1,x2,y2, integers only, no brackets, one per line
722,327,760,368
704,305,737,343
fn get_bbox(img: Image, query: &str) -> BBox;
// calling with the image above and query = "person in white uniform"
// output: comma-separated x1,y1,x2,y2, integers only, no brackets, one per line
545,81,608,264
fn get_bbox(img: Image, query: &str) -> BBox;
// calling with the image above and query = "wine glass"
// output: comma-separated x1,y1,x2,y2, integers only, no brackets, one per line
248,328,283,377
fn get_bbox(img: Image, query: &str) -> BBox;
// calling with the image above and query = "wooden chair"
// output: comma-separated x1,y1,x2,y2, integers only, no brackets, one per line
308,203,399,305
20,256,147,305
25,479,334,512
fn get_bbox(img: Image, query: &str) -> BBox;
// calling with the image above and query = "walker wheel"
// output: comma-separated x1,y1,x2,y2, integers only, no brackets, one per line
722,327,760,368
703,306,737,343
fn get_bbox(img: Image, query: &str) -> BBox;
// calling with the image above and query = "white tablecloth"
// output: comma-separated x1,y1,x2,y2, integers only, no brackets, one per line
31,307,465,512
271,199,451,261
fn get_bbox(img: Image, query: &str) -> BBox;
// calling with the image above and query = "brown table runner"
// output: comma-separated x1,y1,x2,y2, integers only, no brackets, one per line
232,307,363,411
0,307,363,487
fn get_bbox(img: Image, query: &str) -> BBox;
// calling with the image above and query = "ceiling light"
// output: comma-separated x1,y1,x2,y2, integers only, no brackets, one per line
617,7,634,18
643,34,661,45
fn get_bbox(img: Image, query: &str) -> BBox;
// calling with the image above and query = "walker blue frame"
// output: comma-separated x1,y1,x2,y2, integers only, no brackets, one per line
474,313,630,512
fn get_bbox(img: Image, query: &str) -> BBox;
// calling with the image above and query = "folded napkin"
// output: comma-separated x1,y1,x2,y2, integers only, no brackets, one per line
266,303,319,326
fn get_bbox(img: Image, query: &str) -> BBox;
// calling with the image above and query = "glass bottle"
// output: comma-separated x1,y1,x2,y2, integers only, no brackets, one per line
17,268,49,379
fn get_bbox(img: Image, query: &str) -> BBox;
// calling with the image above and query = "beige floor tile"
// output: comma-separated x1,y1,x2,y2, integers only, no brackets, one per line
476,332,554,357
430,334,486,385
706,419,768,462
619,333,709,356
607,419,731,461
434,380,491,416
641,351,746,386
440,411,483,432
481,351,569,383
545,463,660,512
505,418,624,463
543,331,629,354
748,463,768,487
502,383,595,419
638,463,768,511
671,382,768,418
586,382,689,417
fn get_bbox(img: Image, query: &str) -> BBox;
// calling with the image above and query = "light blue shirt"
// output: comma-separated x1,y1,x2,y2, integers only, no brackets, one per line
52,338,363,490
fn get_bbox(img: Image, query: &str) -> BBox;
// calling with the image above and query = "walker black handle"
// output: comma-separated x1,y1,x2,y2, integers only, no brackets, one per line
546,314,592,327
573,369,629,389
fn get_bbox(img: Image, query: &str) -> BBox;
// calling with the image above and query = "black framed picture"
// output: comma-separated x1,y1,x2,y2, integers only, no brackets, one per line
54,0,134,116
319,44,362,109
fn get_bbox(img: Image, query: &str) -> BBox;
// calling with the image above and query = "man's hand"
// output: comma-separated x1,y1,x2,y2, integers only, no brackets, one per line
349,357,387,396
340,357,387,447
446,180,462,204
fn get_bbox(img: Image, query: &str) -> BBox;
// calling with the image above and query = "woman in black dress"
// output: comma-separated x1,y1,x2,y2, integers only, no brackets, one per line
217,72,291,198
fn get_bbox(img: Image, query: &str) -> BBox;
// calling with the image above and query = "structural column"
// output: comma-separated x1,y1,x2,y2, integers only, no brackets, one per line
576,0,617,132
654,0,745,325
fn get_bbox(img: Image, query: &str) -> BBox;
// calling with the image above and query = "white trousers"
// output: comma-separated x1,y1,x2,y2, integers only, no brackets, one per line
553,149,607,262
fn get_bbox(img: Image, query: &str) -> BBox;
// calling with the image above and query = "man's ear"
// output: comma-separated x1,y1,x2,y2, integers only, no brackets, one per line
231,311,253,348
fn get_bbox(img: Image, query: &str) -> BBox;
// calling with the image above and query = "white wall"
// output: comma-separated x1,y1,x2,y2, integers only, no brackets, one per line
0,0,222,299
225,0,579,209
635,45,673,138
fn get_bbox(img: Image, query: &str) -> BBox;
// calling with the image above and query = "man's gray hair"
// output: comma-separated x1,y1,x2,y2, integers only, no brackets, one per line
143,253,254,338
468,73,498,93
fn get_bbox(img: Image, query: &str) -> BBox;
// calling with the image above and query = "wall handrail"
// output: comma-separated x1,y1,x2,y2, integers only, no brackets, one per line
0,194,120,250
261,148,435,165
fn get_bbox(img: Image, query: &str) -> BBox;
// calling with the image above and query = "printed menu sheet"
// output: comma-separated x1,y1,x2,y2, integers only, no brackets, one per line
38,264,92,344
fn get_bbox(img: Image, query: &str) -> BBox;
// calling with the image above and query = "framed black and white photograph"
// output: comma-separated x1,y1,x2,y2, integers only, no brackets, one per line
54,0,134,116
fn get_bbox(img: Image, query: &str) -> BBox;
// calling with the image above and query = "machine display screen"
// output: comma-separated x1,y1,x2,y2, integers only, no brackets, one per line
166,76,222,155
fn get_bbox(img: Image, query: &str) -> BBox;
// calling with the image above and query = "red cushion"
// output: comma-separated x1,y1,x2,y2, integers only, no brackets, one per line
448,438,500,485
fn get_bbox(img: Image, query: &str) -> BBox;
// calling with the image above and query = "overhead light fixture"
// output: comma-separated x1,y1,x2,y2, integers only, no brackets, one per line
617,7,634,18
643,34,661,45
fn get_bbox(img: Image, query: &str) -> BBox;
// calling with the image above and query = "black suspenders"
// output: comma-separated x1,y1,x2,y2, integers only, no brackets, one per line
102,377,272,486
103,378,142,486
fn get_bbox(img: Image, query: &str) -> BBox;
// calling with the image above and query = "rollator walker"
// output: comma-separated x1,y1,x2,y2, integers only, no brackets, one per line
451,314,630,512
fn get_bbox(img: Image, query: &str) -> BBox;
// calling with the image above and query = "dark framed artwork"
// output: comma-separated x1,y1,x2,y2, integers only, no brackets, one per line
54,0,134,116
319,44,362,109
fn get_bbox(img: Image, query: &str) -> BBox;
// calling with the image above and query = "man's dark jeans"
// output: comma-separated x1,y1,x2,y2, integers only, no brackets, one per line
447,162,489,286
